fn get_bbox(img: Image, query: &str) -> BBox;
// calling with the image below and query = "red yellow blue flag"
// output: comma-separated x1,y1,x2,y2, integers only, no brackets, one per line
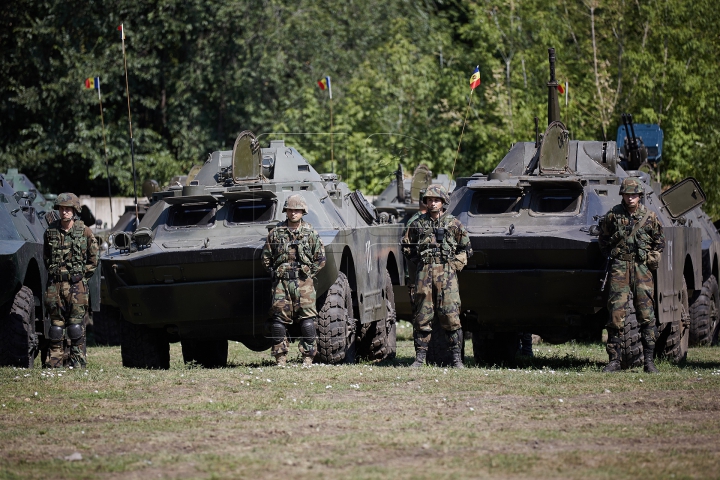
317,76,332,99
84,77,101,99
469,66,481,90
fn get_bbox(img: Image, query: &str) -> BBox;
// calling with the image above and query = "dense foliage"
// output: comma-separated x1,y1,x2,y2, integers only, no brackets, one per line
2,0,719,216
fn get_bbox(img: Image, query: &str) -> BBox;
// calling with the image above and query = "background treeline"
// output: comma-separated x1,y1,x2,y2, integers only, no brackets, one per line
2,0,719,216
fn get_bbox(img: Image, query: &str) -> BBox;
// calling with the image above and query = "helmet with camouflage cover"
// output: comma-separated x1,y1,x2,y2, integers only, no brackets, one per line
282,194,308,214
422,184,450,205
54,192,82,214
619,177,643,195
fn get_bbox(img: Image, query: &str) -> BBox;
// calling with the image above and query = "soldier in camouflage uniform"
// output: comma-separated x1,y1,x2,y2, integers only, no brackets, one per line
403,184,472,368
262,195,326,367
43,193,99,368
599,177,665,373
403,188,428,309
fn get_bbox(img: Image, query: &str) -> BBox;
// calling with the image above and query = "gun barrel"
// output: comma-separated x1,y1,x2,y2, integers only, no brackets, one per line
628,114,638,144
547,48,561,125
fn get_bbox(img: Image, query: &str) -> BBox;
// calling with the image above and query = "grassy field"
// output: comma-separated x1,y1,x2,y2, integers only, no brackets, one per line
1,322,719,480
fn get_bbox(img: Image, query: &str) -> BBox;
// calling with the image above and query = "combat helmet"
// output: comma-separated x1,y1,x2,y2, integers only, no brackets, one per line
619,177,643,195
422,184,450,205
282,194,308,214
54,192,82,214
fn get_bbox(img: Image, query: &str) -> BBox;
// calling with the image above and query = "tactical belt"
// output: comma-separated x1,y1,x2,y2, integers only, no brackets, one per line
277,262,303,280
51,272,83,283
422,257,447,265
421,251,447,265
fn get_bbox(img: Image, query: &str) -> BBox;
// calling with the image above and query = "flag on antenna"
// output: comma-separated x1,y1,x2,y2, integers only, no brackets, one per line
469,66,481,90
117,24,125,40
558,83,565,94
317,76,332,99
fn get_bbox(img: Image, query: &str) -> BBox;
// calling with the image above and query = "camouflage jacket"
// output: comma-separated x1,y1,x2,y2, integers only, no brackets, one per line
401,210,424,247
43,220,99,280
402,212,473,265
261,220,326,278
598,203,665,259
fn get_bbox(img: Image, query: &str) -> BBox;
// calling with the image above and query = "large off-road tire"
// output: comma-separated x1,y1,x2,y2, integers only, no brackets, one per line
0,286,39,368
181,339,228,368
239,335,273,352
689,275,719,347
120,319,170,369
358,272,397,361
93,305,122,346
316,272,356,364
472,331,516,366
384,273,397,360
657,278,690,363
618,300,643,369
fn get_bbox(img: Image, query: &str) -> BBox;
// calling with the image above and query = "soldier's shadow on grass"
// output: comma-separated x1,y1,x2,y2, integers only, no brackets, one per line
375,354,607,370
674,359,720,370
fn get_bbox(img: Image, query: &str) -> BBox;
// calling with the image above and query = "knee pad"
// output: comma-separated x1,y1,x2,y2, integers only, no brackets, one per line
300,318,316,340
268,321,287,343
66,323,83,341
49,325,64,341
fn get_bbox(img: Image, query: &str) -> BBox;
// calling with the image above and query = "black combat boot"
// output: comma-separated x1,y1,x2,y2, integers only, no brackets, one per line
641,324,659,374
602,329,622,373
411,331,430,368
447,329,464,368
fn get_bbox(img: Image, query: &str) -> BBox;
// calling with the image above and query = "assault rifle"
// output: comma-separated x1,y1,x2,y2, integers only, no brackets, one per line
600,255,612,292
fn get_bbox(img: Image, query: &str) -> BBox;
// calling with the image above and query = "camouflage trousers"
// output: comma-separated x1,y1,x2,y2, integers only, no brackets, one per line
45,280,88,368
270,277,318,324
607,259,656,330
413,262,462,333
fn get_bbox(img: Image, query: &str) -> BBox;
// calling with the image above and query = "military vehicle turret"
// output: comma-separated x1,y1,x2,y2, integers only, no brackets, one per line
449,48,720,366
102,132,402,368
0,171,52,367
374,164,455,225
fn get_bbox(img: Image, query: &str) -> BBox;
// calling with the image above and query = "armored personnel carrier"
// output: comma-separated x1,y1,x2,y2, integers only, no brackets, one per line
102,132,402,368
449,48,720,366
0,171,52,367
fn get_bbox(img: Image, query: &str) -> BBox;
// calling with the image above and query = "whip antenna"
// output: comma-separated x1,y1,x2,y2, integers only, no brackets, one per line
119,23,139,225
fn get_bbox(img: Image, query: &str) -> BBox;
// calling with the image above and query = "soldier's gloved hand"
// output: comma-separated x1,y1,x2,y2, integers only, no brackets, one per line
70,274,83,284
647,251,661,270
448,251,468,271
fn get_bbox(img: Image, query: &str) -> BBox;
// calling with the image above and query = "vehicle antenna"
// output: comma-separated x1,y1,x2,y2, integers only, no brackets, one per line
93,77,114,225
119,23,139,227
452,65,481,179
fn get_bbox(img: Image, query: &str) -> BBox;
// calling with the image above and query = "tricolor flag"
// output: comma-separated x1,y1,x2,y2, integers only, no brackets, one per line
317,76,332,99
84,77,101,98
117,24,125,40
469,66,481,90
